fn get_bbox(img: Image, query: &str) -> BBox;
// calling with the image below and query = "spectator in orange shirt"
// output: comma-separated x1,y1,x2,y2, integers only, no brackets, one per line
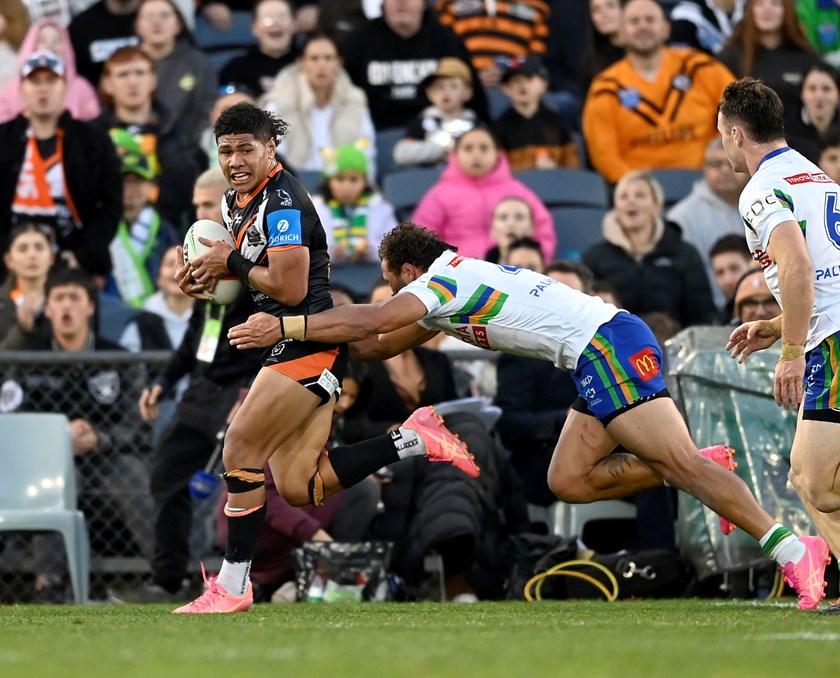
582,0,734,183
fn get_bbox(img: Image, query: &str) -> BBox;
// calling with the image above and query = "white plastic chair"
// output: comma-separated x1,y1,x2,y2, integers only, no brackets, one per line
549,499,637,540
433,396,502,431
0,413,90,603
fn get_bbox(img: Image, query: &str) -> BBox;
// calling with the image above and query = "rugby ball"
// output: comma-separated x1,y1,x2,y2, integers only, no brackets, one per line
183,219,243,305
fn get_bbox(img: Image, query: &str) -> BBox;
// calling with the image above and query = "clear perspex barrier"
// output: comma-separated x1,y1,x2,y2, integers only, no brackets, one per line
665,326,811,580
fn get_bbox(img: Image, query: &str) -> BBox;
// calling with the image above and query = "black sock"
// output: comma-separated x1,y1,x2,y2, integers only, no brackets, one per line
224,503,267,562
329,434,400,488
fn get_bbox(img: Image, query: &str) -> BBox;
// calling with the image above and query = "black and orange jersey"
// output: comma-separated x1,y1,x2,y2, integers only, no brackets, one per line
222,164,332,318
494,103,578,171
435,0,550,71
582,47,734,183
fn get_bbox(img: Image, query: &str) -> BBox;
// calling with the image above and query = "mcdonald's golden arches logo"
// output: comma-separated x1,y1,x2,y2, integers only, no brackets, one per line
629,348,660,382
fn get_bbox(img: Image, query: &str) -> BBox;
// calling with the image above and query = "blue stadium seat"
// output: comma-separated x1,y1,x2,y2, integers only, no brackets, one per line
293,169,323,195
382,167,444,221
550,206,607,260
485,86,510,120
194,11,256,63
205,47,249,76
648,168,703,208
330,263,384,299
571,130,588,168
374,128,405,184
515,168,609,208
97,294,141,344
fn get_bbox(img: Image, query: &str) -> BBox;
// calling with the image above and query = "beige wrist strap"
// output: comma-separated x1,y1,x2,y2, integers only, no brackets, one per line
778,343,805,361
280,315,307,341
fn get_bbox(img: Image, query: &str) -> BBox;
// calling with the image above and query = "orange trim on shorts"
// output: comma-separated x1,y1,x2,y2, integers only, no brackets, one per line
224,502,266,518
267,244,301,252
269,347,339,381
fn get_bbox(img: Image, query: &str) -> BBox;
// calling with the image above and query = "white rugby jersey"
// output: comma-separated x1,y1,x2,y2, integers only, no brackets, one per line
399,252,619,370
740,147,840,350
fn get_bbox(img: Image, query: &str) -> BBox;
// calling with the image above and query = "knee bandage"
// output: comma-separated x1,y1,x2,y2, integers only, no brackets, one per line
308,470,325,506
222,468,265,494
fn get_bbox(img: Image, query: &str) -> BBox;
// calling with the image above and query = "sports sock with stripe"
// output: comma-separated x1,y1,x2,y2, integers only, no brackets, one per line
216,502,267,596
760,524,806,566
328,429,425,489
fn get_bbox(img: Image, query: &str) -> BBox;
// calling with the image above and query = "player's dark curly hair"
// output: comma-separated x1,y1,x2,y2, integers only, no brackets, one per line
378,222,457,273
213,102,288,143
718,78,785,144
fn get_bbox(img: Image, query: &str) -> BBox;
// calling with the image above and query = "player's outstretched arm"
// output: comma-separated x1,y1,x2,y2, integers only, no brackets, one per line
350,323,439,362
228,294,430,349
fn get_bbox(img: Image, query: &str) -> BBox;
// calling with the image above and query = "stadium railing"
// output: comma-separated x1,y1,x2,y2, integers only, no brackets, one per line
0,351,222,602
0,349,497,602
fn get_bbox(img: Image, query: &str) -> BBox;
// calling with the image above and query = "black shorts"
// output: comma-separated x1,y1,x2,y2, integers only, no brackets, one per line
261,339,348,405
570,389,671,426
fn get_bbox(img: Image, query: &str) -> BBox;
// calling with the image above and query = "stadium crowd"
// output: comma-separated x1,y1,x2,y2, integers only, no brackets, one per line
0,0,837,604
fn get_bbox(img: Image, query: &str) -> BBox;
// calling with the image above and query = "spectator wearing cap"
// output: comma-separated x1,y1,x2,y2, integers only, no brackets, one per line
0,50,121,282
341,0,489,131
0,18,101,124
494,55,578,171
435,0,550,89
311,143,398,263
582,0,734,184
95,45,207,231
731,267,781,324
103,151,179,307
219,0,300,97
262,32,376,177
393,57,478,169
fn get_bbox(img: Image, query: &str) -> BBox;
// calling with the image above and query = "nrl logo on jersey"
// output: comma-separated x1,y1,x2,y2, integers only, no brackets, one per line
246,223,262,246
276,189,293,207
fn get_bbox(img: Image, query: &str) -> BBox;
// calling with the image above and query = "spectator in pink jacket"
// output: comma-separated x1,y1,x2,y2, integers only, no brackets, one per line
411,126,555,260
0,18,101,123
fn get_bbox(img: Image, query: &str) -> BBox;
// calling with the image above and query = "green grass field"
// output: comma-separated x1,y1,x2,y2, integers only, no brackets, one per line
1,600,838,677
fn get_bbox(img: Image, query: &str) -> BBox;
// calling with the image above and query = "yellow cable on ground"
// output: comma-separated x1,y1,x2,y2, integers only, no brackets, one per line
772,569,785,598
524,559,620,602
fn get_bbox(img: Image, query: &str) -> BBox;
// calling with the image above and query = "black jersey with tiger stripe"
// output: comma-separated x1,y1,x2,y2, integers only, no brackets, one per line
222,164,332,319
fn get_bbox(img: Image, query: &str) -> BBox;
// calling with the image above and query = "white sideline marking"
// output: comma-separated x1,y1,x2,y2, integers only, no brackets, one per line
747,633,840,642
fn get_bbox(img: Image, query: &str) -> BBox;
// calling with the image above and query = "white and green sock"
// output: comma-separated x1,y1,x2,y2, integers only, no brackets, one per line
760,524,806,567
